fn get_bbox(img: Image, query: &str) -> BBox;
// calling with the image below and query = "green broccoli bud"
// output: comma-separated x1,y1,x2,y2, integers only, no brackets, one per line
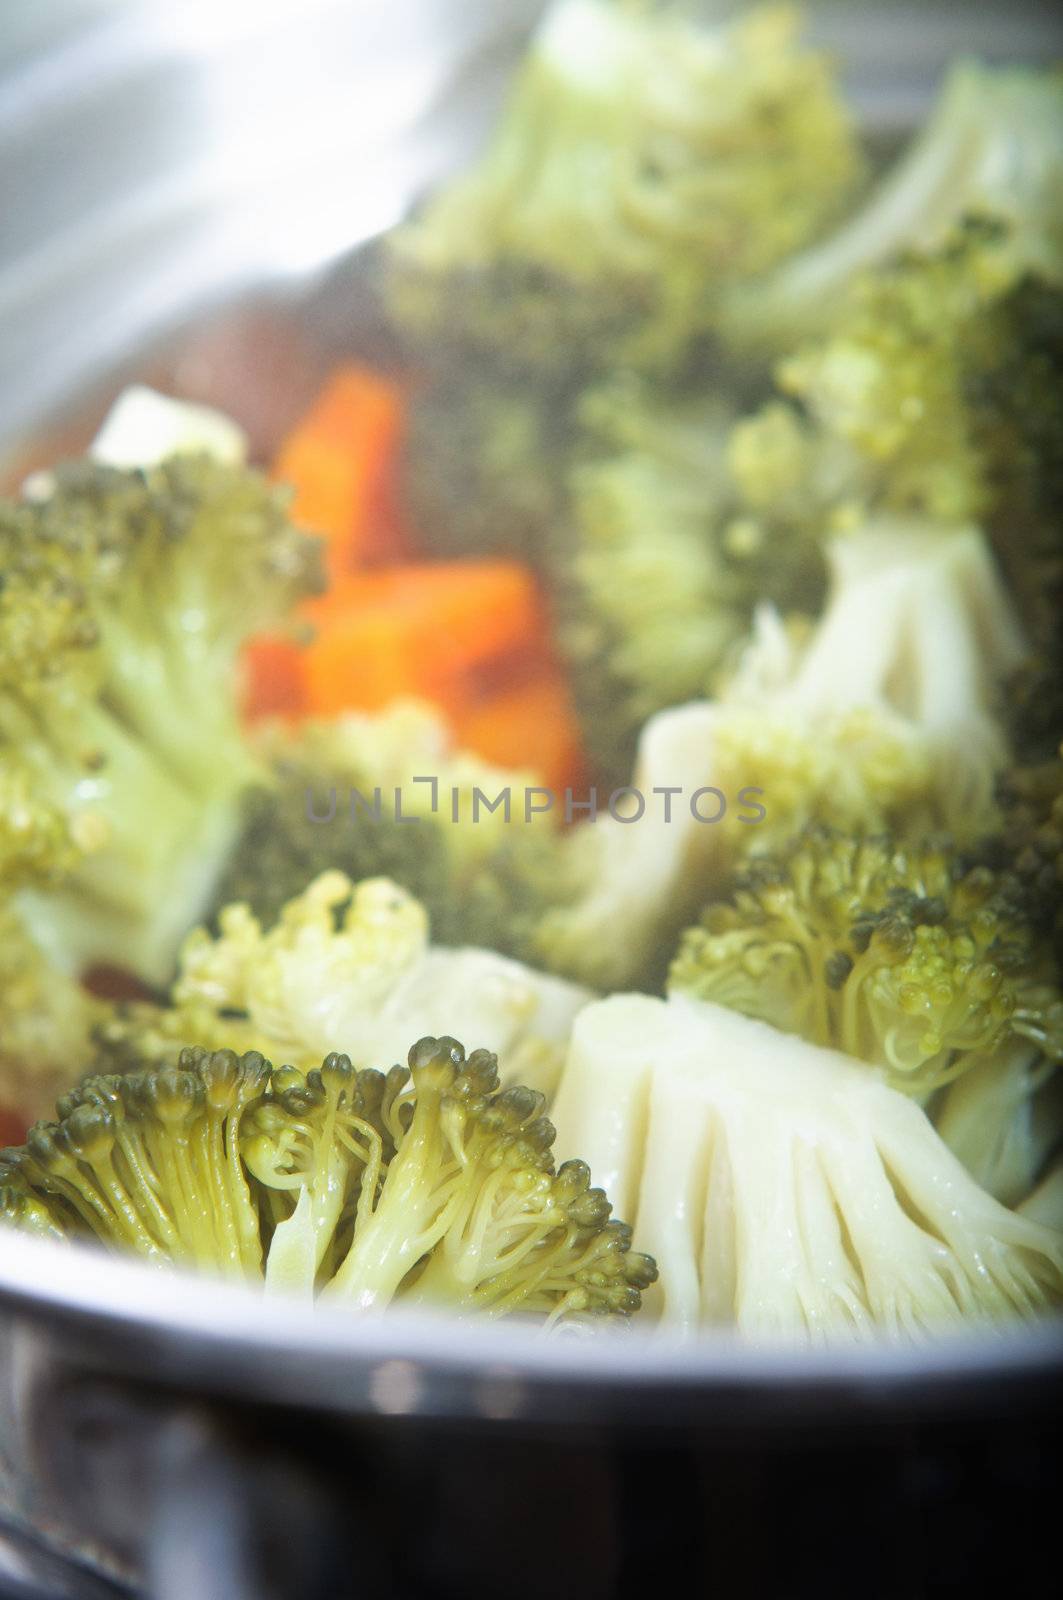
302,1034,656,1321
668,827,1063,1098
1,1038,656,1327
0,456,324,985
1,1047,270,1273
386,0,863,376
555,376,828,788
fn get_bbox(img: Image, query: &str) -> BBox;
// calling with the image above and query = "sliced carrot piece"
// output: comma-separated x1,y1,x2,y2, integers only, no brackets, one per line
300,560,546,714
241,634,307,720
271,364,409,571
453,670,587,795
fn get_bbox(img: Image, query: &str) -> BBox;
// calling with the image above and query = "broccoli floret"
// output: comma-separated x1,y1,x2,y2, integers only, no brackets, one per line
0,1048,271,1271
550,992,1063,1338
667,827,1063,1097
1,1037,656,1325
721,219,1063,602
724,61,1063,352
554,377,829,787
0,457,323,986
98,872,591,1103
386,0,863,378
531,521,1024,993
211,703,566,963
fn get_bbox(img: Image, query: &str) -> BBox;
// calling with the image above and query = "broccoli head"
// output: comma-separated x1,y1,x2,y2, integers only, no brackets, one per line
554,377,829,788
210,702,567,964
96,871,591,1103
385,0,862,377
0,1037,656,1326
668,827,1063,1098
0,456,323,985
720,216,1063,604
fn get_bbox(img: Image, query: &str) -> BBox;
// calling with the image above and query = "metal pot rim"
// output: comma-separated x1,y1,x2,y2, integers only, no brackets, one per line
2,1232,1061,1423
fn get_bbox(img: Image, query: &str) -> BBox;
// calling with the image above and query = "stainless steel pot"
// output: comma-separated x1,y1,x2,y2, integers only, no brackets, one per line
2,4,1062,1596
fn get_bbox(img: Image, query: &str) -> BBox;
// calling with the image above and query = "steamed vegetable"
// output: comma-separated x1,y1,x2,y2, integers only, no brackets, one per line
211,701,567,963
386,0,863,378
530,519,1024,993
668,827,1063,1099
553,376,829,786
0,456,323,985
97,872,591,1102
723,60,1063,352
551,993,1063,1338
0,1036,656,1324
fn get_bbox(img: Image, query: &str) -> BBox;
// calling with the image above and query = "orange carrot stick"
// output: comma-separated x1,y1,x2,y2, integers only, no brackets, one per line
271,364,409,571
453,671,587,795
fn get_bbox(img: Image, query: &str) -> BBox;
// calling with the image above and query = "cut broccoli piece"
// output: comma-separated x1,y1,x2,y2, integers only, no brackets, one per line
532,521,1025,992
554,377,829,788
0,1048,271,1271
386,0,863,377
0,1038,656,1326
723,221,1063,637
667,826,1063,1098
550,993,1063,1338
724,60,1063,352
211,703,566,964
98,872,591,1103
0,456,323,985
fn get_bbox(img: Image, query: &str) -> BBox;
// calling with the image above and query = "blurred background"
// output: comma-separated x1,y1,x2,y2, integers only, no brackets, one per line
2,0,1061,455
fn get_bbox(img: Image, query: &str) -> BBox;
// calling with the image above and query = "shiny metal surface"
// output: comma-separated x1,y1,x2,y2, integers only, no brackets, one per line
2,2,1061,453
0,1231,1061,1425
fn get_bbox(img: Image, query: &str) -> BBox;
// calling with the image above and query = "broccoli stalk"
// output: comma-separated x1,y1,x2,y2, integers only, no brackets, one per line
723,60,1063,353
0,457,323,985
550,992,1063,1338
